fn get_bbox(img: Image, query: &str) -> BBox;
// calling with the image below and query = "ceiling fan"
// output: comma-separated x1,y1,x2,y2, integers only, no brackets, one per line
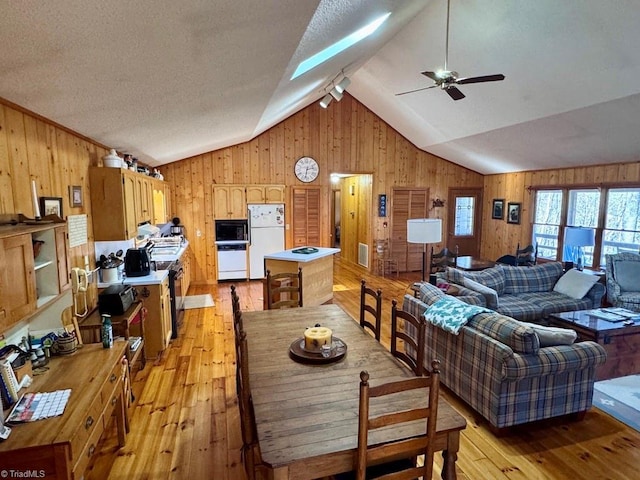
397,0,505,100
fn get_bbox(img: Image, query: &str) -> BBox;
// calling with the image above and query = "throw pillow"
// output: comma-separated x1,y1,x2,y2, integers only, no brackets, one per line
553,269,599,299
424,296,492,335
462,277,499,309
519,322,577,347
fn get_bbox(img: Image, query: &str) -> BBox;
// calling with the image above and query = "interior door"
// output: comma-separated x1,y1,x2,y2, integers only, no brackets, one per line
447,188,483,257
390,188,428,272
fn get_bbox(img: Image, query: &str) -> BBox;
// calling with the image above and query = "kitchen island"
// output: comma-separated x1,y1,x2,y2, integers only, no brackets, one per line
264,247,340,306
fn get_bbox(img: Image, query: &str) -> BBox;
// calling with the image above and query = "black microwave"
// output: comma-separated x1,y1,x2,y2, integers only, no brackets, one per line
215,219,248,242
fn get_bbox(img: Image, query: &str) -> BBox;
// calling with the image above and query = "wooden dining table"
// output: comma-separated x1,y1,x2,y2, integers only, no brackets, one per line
243,304,467,480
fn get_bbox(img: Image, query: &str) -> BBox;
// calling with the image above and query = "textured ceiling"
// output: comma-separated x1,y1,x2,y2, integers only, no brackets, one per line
1,0,639,174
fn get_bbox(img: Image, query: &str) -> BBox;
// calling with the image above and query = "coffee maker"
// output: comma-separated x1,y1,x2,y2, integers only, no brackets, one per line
170,217,184,236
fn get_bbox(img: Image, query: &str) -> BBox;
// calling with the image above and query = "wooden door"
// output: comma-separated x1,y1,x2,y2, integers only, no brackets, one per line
55,226,71,292
0,234,37,328
447,188,483,257
264,185,285,203
390,188,428,272
123,173,138,238
245,185,265,204
292,187,321,246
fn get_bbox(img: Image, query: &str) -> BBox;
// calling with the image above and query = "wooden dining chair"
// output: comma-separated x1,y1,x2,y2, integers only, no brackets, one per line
352,361,441,480
265,268,303,309
236,330,265,480
390,299,425,376
359,280,382,341
430,246,457,274
515,243,538,266
230,284,240,315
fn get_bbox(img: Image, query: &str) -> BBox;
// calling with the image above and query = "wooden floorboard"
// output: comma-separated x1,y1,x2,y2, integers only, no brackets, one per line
86,256,640,480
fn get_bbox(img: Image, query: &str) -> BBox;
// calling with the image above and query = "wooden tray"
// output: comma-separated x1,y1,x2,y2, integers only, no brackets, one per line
289,337,347,364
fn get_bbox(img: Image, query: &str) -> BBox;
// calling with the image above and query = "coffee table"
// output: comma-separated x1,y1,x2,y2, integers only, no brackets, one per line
547,309,640,380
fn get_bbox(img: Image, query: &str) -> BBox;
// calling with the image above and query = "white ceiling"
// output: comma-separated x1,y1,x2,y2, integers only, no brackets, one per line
1,0,639,175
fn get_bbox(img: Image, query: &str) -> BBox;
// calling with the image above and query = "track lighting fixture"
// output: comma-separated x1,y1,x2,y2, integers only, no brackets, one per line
319,94,333,109
318,74,350,108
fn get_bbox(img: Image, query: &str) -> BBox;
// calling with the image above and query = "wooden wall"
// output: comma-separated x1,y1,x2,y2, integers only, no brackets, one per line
161,94,484,284
481,162,640,262
0,100,108,275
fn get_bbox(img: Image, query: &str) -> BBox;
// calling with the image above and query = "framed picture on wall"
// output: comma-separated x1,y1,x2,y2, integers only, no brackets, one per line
507,202,521,224
70,185,83,207
40,197,63,218
492,199,504,219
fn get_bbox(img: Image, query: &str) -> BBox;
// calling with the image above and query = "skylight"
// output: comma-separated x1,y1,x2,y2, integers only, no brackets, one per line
291,12,391,80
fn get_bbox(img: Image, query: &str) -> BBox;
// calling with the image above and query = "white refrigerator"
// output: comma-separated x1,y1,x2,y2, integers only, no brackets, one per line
248,204,285,279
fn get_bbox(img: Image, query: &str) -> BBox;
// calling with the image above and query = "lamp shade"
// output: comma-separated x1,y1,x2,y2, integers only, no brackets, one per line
564,227,595,247
407,218,442,244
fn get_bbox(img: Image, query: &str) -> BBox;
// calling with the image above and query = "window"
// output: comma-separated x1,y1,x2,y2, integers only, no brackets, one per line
531,185,640,270
454,196,474,236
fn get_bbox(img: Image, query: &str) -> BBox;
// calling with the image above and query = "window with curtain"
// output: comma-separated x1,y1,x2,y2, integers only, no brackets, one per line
531,185,640,270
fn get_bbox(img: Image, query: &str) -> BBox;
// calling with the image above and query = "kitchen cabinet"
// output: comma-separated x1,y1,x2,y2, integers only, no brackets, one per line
213,185,247,218
0,223,70,333
152,180,170,224
90,167,169,240
246,184,286,204
182,247,191,295
136,277,172,360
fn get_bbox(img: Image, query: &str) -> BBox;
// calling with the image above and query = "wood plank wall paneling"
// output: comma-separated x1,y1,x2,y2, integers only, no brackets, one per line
482,163,640,263
0,100,109,309
161,94,484,285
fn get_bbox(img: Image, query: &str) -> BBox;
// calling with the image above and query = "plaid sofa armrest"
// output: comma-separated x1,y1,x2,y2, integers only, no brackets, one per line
403,293,429,318
584,282,606,308
503,341,607,380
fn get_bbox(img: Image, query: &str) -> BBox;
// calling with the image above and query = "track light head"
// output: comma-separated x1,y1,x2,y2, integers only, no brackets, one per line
329,87,343,101
319,94,333,109
335,76,351,94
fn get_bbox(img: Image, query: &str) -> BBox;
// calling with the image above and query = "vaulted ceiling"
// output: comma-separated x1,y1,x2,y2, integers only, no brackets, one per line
2,0,639,175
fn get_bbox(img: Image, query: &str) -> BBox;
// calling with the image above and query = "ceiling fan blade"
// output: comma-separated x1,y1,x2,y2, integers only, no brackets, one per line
395,84,438,96
456,74,505,85
421,71,440,82
445,86,465,101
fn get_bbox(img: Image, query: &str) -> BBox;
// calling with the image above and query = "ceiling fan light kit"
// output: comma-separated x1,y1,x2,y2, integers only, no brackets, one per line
396,0,504,100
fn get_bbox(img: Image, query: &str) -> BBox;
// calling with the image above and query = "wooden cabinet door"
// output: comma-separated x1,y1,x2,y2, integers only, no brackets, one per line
0,234,37,328
292,187,321,246
213,185,247,218
122,173,138,238
160,280,172,347
390,188,428,272
246,186,265,204
55,226,71,292
264,185,285,203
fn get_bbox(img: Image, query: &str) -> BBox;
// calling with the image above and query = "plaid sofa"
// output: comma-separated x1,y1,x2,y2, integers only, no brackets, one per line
438,262,605,321
404,283,607,429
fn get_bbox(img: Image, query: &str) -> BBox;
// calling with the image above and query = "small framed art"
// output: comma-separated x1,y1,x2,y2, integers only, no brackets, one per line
492,199,504,220
507,202,521,224
70,185,83,207
40,197,63,218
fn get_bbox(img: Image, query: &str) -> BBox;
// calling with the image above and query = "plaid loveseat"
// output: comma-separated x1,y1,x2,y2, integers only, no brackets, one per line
404,283,607,430
439,262,605,322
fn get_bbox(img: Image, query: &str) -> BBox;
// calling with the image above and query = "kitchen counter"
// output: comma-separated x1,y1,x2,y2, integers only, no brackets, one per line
264,246,340,262
98,269,169,289
264,247,340,306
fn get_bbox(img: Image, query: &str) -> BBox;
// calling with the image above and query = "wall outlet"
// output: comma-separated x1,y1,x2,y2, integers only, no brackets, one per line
196,229,202,237
286,224,290,230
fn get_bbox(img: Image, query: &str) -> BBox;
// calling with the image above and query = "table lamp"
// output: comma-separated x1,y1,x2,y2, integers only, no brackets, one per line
564,226,595,271
407,218,442,282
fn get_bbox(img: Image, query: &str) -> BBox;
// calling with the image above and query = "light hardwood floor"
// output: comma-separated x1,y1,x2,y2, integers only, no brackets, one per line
87,257,640,480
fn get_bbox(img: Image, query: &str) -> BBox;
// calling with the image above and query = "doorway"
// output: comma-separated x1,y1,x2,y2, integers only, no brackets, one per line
332,189,341,248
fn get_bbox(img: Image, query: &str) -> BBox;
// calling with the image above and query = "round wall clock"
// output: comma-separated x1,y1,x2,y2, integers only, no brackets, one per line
294,156,320,183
